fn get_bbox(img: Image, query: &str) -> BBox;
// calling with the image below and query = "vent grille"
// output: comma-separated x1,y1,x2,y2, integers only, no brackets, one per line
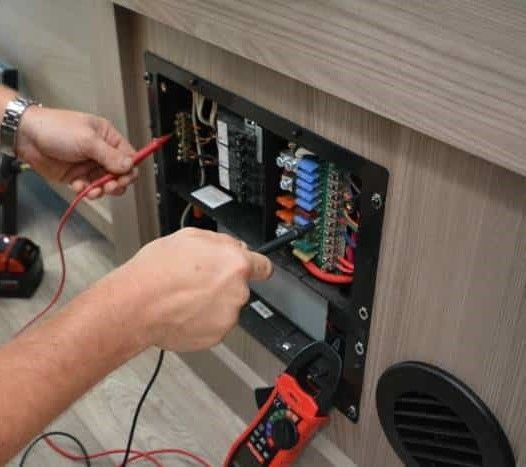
393,392,482,467
377,363,515,467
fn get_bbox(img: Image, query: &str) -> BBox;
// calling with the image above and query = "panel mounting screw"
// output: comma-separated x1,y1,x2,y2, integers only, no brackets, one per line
358,306,369,321
281,342,292,352
160,81,167,93
347,405,357,420
156,192,161,204
371,193,383,210
291,129,302,138
143,72,152,86
355,341,365,356
189,78,198,87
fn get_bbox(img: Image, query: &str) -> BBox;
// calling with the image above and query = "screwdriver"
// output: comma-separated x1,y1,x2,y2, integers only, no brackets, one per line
256,223,315,255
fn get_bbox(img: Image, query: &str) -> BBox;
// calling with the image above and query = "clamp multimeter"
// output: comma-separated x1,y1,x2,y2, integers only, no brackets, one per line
224,342,342,467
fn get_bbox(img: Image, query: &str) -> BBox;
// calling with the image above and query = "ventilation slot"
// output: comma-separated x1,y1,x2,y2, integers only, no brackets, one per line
393,392,482,467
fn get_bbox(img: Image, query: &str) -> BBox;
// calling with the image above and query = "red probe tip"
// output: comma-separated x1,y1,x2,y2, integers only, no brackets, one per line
155,133,174,145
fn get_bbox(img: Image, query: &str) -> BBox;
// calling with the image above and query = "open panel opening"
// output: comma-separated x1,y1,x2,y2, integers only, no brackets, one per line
146,53,388,421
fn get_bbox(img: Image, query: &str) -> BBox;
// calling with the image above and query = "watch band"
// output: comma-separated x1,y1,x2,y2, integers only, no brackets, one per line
0,96,39,158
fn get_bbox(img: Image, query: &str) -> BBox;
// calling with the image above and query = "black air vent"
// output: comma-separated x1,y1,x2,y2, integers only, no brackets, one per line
376,362,515,467
394,392,481,466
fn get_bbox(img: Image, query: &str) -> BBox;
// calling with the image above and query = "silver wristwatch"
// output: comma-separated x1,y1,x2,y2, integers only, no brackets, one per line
0,96,39,158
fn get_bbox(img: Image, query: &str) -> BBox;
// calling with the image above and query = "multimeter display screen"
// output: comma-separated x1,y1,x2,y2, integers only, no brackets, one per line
231,445,263,467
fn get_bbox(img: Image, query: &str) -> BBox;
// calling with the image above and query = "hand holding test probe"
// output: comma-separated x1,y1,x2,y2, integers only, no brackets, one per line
7,94,313,465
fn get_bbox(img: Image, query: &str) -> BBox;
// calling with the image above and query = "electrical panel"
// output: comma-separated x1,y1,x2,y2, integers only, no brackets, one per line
146,53,388,422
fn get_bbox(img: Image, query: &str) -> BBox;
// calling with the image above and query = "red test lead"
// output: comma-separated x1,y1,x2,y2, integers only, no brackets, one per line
15,133,173,337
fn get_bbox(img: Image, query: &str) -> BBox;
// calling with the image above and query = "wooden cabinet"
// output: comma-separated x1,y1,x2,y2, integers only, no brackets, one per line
115,9,526,466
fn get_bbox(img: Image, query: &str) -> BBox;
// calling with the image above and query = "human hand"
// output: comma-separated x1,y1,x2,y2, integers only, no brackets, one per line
16,106,138,199
116,228,273,352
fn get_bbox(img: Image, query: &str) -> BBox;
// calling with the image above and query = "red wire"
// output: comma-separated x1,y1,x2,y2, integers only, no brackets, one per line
336,256,354,271
43,438,162,466
14,134,173,337
13,133,211,467
303,260,353,284
43,436,212,466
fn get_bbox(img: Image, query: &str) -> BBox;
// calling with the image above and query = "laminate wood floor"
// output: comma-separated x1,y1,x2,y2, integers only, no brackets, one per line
2,173,245,466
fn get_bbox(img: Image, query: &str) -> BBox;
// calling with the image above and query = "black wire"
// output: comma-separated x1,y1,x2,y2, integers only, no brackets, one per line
19,431,91,467
121,349,165,466
18,350,165,466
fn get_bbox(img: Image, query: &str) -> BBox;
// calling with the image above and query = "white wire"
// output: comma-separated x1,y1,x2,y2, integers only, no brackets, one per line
209,101,218,128
195,93,217,128
180,92,206,229
196,94,208,127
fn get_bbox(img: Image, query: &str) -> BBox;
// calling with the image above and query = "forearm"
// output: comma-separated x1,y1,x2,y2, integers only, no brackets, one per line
0,268,153,463
0,84,17,116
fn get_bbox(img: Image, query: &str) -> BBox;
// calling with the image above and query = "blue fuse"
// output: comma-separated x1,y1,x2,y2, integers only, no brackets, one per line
294,215,311,227
296,187,319,203
297,158,319,174
296,177,318,192
296,197,319,212
296,169,319,184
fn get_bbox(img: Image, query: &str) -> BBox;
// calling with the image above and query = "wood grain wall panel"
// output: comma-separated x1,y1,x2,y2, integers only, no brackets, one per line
117,12,526,466
89,0,142,262
113,0,526,177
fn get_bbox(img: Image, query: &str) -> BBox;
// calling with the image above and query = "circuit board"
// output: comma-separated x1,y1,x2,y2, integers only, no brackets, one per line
275,149,359,284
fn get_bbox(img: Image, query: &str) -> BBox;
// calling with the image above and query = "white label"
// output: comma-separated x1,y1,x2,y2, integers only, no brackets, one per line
217,120,228,146
191,185,232,209
250,300,274,319
218,166,230,190
218,143,230,168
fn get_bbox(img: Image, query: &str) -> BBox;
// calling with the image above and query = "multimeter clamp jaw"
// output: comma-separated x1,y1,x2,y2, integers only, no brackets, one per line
255,341,342,415
225,342,342,467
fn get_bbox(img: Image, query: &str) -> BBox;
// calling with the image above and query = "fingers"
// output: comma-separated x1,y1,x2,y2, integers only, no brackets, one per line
90,139,134,175
69,167,138,197
100,168,137,195
177,227,272,281
186,228,247,249
243,250,273,281
86,187,103,200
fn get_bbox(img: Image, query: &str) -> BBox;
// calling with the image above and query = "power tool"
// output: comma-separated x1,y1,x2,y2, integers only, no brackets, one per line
224,341,342,466
0,235,43,298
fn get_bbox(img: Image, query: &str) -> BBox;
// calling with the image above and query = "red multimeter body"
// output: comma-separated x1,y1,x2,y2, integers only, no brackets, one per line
224,342,342,467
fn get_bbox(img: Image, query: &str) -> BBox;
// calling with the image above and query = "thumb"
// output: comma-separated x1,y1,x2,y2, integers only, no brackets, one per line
90,138,134,174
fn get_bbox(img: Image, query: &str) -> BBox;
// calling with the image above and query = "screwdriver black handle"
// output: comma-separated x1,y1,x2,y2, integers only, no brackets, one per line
256,223,315,255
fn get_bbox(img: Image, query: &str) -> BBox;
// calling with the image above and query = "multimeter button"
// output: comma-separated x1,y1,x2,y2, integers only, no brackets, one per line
263,451,270,460
258,423,265,431
271,418,299,450
247,442,264,464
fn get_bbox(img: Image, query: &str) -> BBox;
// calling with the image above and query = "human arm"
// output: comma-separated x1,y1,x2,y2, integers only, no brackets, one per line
0,84,137,198
0,228,272,463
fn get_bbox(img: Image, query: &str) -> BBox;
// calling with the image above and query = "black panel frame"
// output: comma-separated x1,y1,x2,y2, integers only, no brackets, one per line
145,52,389,422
